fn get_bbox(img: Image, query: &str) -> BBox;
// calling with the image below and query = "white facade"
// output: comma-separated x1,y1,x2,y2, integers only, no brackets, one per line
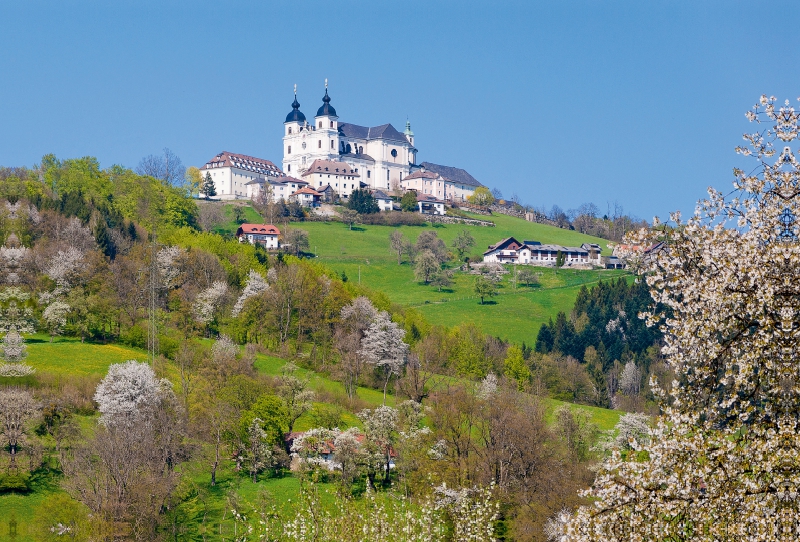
246,177,308,202
302,159,360,198
237,224,280,249
417,195,446,215
401,163,483,202
200,152,283,200
483,238,594,267
282,85,416,192
373,191,393,212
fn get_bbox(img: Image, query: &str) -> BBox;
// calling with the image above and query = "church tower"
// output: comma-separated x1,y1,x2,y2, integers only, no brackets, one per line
282,85,307,175
314,79,340,159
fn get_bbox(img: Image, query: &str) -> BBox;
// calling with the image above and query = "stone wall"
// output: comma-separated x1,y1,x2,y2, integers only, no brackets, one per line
427,214,495,227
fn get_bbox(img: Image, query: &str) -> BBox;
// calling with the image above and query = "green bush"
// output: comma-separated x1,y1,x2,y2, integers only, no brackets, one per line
120,323,147,349
0,472,31,493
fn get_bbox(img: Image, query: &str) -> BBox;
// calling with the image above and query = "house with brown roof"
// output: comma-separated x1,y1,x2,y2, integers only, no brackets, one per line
483,237,523,263
200,151,283,200
236,224,281,249
401,162,484,202
290,186,323,207
301,159,360,199
417,193,446,215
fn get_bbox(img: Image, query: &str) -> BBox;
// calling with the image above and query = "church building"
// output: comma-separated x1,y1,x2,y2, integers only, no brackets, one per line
282,82,417,193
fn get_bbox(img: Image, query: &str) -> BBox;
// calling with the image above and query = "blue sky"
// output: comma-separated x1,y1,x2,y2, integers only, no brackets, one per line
2,1,799,221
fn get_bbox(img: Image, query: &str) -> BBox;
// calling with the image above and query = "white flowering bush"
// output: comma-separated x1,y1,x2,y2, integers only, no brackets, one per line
193,280,228,324
94,360,171,426
232,269,269,317
564,96,800,539
42,300,70,341
156,245,186,289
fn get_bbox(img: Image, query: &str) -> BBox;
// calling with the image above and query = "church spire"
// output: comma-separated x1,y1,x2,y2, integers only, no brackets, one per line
316,79,337,117
285,84,306,123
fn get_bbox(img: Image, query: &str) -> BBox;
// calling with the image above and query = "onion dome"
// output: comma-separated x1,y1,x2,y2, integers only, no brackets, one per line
285,92,306,123
316,88,337,117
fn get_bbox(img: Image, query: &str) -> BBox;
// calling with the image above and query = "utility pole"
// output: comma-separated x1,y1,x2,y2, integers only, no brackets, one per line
149,237,158,365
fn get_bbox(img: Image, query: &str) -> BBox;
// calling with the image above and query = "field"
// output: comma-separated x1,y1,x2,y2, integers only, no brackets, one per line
284,212,626,343
213,203,628,343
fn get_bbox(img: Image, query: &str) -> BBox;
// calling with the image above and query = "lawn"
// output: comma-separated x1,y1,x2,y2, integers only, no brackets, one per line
24,335,148,376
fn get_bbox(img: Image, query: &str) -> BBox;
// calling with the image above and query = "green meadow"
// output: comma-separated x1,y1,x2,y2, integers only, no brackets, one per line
277,210,627,343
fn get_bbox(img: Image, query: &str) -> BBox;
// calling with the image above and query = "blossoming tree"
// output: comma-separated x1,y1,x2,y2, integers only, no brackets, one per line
562,96,800,540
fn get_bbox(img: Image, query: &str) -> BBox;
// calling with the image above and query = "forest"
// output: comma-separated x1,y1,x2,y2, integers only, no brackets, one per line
0,157,650,541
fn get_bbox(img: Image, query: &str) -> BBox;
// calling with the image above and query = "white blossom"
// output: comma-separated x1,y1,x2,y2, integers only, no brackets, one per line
231,269,269,317
193,281,228,324
156,245,186,288
566,95,800,540
477,372,498,399
94,360,170,426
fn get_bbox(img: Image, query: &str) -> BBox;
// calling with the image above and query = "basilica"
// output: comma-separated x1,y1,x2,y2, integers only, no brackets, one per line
200,82,483,203
282,82,417,197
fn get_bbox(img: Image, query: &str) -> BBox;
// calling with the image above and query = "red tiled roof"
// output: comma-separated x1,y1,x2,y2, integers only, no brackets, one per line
201,151,282,175
237,224,280,236
291,186,322,196
302,159,358,177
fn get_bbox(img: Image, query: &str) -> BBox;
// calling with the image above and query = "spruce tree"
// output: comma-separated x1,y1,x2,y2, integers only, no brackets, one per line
201,172,217,200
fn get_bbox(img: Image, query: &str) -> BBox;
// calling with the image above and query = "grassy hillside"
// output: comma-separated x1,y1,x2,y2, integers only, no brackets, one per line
282,214,625,343
207,203,629,343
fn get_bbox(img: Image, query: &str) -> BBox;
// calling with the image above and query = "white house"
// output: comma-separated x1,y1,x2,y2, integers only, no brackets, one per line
236,224,280,249
484,238,596,266
200,152,283,200
290,186,322,207
417,193,446,215
282,82,417,191
246,175,308,202
581,243,602,266
372,190,393,212
483,237,524,263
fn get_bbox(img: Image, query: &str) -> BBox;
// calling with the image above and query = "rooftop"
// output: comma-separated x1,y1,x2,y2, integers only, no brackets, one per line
201,152,282,176
302,159,359,177
419,162,483,187
237,224,280,235
338,123,411,144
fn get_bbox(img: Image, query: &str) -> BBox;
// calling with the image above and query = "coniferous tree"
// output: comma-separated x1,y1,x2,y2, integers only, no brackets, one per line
94,219,116,259
200,172,216,200
347,189,379,214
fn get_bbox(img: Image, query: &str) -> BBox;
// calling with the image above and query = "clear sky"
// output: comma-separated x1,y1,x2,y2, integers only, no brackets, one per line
2,1,799,221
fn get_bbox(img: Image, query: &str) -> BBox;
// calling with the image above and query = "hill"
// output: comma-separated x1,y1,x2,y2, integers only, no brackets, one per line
218,205,627,343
